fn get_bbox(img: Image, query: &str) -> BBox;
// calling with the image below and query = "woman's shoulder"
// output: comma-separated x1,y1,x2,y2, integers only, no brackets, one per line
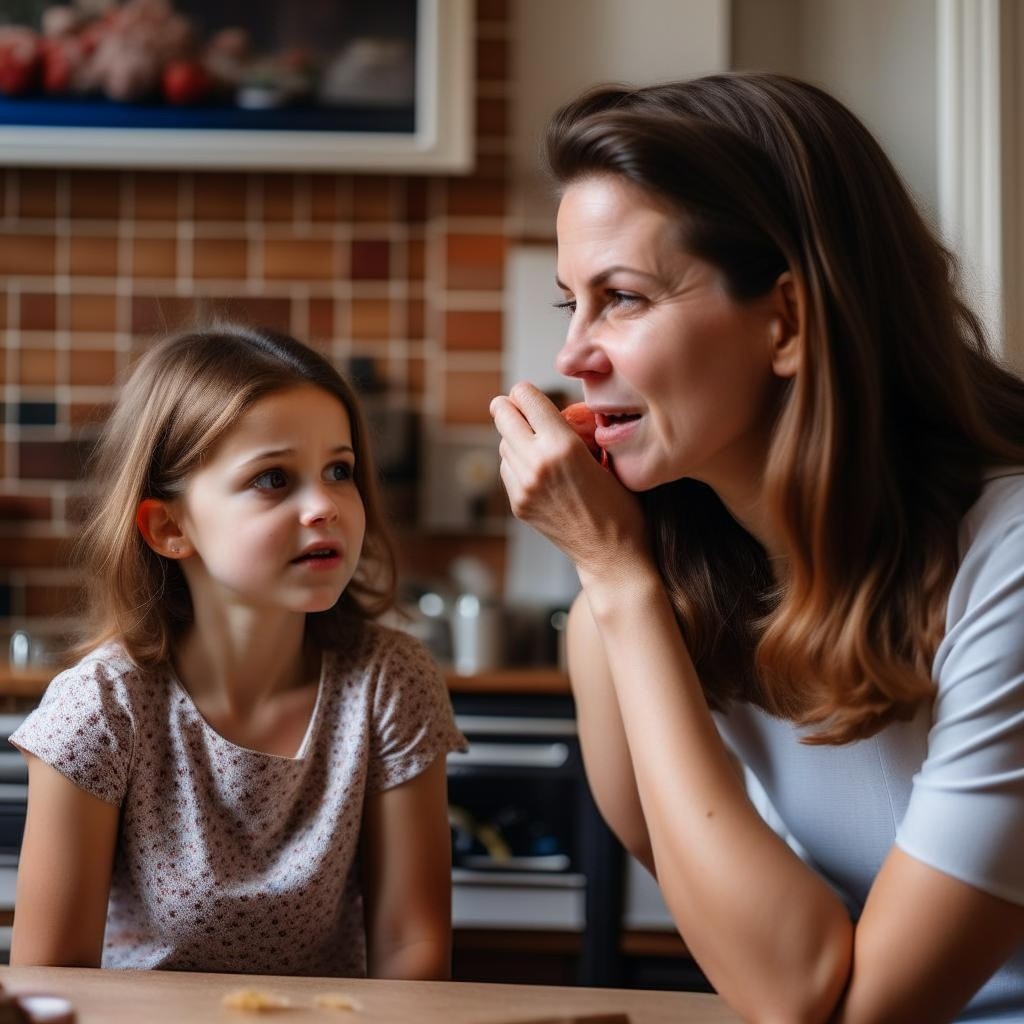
958,468,1024,564
942,468,1024,638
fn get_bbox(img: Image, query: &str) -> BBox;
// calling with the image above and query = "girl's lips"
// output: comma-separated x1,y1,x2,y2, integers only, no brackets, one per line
291,548,342,570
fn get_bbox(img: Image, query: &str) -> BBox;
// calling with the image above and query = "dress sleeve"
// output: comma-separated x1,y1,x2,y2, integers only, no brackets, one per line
8,654,136,806
366,630,468,793
896,516,1024,904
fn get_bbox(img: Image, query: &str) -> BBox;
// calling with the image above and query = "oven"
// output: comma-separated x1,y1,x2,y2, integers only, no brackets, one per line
448,692,624,986
0,713,29,960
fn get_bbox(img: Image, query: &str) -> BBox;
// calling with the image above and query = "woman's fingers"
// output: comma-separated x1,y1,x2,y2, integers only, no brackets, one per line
489,393,536,446
506,381,566,432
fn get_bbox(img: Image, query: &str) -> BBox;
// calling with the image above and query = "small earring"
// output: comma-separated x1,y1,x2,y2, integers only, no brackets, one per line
168,544,178,555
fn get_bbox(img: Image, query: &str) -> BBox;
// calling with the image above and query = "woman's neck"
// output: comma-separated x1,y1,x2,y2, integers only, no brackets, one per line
691,442,786,567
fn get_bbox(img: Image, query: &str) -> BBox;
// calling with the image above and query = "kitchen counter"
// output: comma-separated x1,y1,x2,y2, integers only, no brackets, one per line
0,664,571,698
0,966,737,1023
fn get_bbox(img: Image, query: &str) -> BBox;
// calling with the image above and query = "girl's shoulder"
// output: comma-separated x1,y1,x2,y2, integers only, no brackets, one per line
322,619,442,681
48,640,156,698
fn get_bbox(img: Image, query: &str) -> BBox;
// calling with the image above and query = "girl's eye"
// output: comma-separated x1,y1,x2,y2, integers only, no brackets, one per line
253,468,288,491
327,462,354,482
553,299,576,318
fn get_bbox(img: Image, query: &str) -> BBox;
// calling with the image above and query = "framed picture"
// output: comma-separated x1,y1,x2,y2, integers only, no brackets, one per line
0,0,473,172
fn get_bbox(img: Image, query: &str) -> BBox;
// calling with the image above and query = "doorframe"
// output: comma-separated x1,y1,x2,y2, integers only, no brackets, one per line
937,0,1023,370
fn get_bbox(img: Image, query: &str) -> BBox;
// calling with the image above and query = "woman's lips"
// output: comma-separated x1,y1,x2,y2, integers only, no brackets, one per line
594,412,641,448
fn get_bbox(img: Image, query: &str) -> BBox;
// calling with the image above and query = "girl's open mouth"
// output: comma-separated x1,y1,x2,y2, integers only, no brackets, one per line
291,547,341,567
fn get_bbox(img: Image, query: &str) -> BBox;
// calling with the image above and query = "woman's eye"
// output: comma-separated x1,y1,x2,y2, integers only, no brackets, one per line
253,469,288,491
553,299,576,318
327,462,354,482
608,290,644,309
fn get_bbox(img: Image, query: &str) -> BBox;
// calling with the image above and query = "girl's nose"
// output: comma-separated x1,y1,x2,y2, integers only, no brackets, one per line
554,320,612,380
299,485,339,526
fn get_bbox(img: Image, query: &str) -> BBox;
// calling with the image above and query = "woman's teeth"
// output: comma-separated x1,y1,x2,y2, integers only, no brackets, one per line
596,412,640,428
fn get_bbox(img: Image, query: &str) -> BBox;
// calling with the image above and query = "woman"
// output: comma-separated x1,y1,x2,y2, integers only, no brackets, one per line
490,74,1024,1023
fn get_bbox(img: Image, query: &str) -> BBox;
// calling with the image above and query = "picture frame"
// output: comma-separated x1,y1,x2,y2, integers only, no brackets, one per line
0,0,474,173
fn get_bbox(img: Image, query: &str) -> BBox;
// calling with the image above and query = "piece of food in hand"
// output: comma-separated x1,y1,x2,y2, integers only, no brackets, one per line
222,989,291,1012
561,403,610,468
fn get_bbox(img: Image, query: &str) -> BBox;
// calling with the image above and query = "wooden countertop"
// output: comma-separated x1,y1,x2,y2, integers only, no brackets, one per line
0,966,739,1023
0,664,571,698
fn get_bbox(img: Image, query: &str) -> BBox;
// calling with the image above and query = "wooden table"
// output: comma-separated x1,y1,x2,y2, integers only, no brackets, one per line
0,966,739,1023
0,665,572,698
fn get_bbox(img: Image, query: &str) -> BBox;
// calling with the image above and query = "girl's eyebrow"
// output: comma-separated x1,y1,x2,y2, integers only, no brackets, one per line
555,265,660,290
235,445,355,470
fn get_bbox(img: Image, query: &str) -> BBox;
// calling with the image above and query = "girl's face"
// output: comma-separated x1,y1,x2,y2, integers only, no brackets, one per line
174,384,366,616
554,174,790,494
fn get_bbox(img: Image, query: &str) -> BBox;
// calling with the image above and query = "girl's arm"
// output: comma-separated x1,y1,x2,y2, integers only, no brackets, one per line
360,757,452,980
10,754,118,967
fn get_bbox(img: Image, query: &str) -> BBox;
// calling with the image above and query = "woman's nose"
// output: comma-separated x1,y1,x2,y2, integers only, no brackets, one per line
554,319,612,379
299,484,339,526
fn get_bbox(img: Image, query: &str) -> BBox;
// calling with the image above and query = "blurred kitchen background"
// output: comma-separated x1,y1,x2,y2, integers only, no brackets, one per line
0,0,1021,991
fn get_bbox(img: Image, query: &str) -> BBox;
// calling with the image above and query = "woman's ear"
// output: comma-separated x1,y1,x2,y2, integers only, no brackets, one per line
768,271,804,379
136,499,192,559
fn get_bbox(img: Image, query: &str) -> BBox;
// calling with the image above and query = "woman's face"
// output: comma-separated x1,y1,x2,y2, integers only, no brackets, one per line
554,174,790,494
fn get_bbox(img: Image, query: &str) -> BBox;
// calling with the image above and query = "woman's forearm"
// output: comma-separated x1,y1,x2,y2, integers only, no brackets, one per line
568,599,656,874
581,567,853,1023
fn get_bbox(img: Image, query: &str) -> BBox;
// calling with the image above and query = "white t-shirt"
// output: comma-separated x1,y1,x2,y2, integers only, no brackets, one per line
714,470,1024,1022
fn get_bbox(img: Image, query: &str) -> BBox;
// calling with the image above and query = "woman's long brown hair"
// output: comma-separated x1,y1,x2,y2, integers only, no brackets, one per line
547,73,1024,744
73,322,398,668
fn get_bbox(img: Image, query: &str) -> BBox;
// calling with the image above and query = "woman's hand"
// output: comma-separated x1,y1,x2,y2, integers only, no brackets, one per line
490,381,650,585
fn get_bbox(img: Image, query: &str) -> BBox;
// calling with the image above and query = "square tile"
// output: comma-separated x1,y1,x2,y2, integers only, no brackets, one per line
132,237,177,279
192,238,248,279
69,235,119,276
18,293,57,332
0,234,56,276
444,309,503,350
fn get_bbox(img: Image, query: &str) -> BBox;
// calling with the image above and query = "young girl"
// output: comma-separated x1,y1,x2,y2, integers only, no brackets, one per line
9,323,465,979
492,74,1024,1022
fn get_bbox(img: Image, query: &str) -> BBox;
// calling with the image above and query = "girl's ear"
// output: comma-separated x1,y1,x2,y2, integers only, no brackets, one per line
136,499,192,559
768,271,804,380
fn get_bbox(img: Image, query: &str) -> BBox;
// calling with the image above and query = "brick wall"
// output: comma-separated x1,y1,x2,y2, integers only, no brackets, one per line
0,0,510,654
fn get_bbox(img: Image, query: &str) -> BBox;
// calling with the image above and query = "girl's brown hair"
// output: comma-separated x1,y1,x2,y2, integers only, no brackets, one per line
547,73,1024,744
75,322,398,667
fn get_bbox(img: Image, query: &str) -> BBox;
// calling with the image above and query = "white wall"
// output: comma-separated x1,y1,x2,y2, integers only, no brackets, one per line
732,0,938,220
510,0,731,234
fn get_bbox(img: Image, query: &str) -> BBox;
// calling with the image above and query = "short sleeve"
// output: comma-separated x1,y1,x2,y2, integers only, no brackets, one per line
366,631,468,792
9,652,136,806
896,515,1024,904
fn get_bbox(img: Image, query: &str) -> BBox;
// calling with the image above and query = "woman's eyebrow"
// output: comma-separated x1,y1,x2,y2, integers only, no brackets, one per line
555,265,660,290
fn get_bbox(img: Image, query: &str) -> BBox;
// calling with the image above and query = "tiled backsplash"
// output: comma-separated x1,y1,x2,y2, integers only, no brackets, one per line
1,1,511,651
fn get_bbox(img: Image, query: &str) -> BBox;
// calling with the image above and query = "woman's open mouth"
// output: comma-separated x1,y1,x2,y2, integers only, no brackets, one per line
594,411,642,447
